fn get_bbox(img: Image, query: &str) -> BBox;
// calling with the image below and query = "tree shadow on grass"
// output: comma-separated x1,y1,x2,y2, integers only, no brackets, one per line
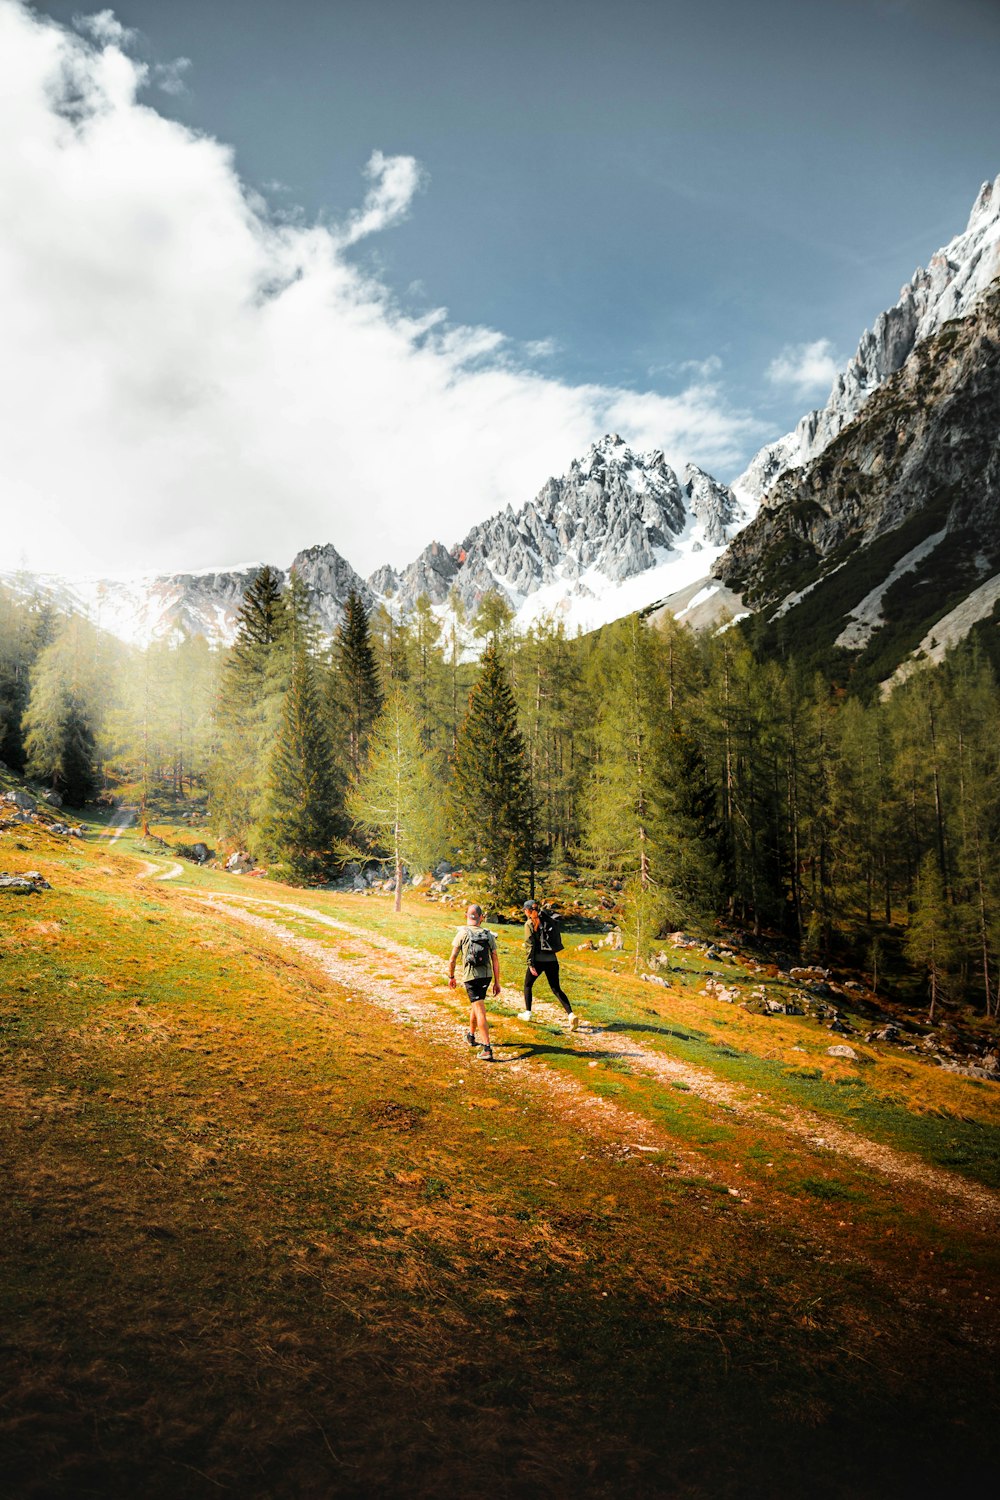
491,1042,640,1065
599,1021,703,1042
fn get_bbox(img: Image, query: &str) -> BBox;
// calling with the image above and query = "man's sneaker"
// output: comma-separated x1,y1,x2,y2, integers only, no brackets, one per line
567,1013,579,1031
518,1009,533,1022
465,1031,477,1046
475,1045,494,1062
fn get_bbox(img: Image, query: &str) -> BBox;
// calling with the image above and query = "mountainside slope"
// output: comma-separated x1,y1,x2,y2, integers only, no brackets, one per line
716,280,1000,685
736,175,1000,504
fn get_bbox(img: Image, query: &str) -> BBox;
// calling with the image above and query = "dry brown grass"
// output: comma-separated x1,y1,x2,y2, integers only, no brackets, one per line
1,818,998,1497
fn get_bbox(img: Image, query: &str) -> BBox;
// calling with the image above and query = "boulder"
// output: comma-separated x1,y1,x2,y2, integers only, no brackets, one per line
42,789,64,807
4,789,37,812
827,1044,858,1060
865,1024,901,1044
192,843,210,864
0,870,51,892
433,860,453,878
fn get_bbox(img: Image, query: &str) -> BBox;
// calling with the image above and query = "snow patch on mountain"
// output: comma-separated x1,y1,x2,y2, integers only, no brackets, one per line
367,434,754,634
835,530,948,651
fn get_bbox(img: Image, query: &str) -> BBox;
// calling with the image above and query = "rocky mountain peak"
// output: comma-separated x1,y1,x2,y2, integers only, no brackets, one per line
737,175,1000,506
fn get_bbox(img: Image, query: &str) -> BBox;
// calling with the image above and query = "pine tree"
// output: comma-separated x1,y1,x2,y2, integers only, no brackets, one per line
209,566,289,844
451,640,531,903
905,851,959,1021
0,581,56,771
586,615,717,966
21,614,115,805
348,689,444,911
335,589,383,776
256,647,340,883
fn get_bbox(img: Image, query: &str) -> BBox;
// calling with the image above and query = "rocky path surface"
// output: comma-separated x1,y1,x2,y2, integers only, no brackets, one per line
194,891,1000,1226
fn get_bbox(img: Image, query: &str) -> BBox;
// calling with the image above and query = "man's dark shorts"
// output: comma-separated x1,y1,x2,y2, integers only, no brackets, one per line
464,978,490,1002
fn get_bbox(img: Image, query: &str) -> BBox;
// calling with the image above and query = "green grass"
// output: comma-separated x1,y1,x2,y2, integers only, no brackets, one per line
2,820,999,1494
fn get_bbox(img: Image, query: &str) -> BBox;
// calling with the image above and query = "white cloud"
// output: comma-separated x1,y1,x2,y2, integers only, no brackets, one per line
339,149,426,246
72,8,133,48
153,57,191,97
0,0,763,581
679,354,722,379
766,338,840,396
524,337,558,359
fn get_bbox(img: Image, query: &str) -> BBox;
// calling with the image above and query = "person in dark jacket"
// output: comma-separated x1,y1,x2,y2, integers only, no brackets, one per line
520,899,579,1029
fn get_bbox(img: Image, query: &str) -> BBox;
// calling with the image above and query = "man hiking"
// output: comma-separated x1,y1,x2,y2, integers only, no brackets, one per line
520,899,579,1030
448,903,501,1062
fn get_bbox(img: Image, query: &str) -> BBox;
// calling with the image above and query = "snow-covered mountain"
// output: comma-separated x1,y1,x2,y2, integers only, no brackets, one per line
365,437,751,633
736,175,1000,506
7,177,1000,659
7,438,750,646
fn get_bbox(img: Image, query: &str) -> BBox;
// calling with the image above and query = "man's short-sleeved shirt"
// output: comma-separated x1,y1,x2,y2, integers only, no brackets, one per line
454,925,497,981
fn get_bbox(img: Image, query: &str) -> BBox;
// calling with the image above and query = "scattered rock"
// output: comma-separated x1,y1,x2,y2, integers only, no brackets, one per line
827,1044,858,1060
225,851,254,874
0,870,51,893
865,1024,901,1044
3,789,37,812
578,940,595,951
702,978,740,1004
790,966,830,982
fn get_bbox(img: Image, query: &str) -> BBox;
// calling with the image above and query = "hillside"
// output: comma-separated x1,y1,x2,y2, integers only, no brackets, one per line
2,801,999,1496
715,281,1000,687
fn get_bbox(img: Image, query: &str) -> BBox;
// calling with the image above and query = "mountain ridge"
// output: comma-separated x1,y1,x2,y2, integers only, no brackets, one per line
6,178,1000,662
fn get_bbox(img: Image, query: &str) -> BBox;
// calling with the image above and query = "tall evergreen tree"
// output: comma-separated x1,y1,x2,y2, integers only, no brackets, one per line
451,640,531,903
348,689,444,911
0,581,56,771
209,566,289,844
21,614,115,805
905,852,959,1021
335,589,383,775
257,646,340,883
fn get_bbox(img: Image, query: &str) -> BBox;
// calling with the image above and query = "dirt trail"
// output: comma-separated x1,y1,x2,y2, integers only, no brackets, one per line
105,808,136,845
194,891,1000,1225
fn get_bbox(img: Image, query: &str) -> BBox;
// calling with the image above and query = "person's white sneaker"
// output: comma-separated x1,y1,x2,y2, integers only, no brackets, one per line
567,1013,579,1031
518,1009,533,1022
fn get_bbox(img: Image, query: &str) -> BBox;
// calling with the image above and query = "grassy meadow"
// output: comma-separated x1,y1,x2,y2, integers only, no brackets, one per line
2,805,999,1497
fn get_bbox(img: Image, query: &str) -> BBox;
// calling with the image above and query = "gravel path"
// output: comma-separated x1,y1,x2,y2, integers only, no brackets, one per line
196,891,1000,1225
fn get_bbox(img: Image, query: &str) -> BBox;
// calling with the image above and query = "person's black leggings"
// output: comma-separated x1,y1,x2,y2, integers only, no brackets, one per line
524,960,571,1013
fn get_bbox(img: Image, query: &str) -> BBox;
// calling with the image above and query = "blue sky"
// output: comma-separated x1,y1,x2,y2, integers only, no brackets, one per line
4,0,1000,576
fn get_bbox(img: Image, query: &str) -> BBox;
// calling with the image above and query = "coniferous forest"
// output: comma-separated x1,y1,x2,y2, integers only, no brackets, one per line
2,571,999,1018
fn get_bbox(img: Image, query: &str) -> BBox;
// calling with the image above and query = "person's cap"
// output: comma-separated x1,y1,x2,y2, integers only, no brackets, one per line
523,899,538,911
